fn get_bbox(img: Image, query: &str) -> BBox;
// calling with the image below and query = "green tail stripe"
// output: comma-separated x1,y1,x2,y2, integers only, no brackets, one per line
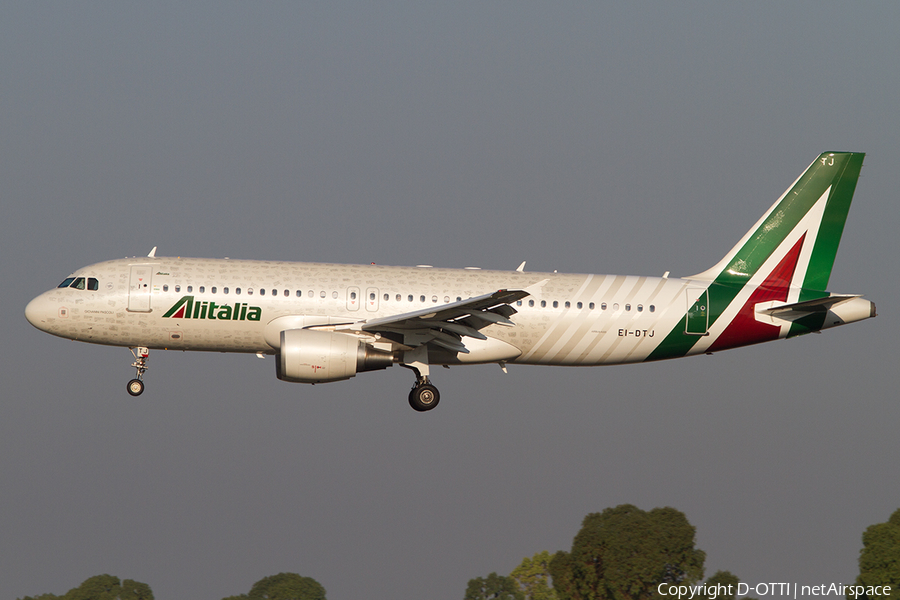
647,152,864,362
799,153,864,293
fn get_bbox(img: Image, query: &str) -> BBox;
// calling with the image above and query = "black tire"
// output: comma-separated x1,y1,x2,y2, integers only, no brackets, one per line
408,383,440,412
127,378,144,397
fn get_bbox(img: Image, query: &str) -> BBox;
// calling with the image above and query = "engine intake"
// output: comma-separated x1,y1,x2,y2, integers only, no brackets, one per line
276,329,393,383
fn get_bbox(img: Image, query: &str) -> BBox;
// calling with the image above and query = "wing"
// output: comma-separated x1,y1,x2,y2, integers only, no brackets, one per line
335,289,531,354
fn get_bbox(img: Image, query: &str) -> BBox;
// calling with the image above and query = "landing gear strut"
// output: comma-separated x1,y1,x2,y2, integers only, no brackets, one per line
402,346,440,412
127,347,149,396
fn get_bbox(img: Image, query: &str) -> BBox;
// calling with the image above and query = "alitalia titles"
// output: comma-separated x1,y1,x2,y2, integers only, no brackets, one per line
162,296,261,321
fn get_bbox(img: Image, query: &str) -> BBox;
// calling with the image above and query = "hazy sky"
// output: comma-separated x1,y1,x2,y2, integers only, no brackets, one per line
3,3,899,599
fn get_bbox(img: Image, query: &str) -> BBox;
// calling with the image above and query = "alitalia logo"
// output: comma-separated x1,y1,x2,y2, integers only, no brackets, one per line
162,296,261,321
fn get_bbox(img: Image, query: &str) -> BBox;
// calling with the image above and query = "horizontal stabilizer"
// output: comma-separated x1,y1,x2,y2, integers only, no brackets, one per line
758,294,860,316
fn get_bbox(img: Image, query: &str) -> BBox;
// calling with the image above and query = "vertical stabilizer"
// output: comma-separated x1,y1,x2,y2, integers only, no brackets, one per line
648,152,865,361
690,152,864,292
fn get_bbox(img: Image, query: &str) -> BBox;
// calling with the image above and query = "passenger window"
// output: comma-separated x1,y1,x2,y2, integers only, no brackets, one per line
649,305,655,313
88,278,99,291
541,300,546,308
589,302,595,310
637,304,643,312
296,290,302,297
601,302,607,310
613,303,619,311
383,293,389,301
58,278,76,288
224,287,229,294
432,296,438,303
456,297,462,302
333,291,338,299
260,289,265,296
308,290,314,298
420,295,425,302
577,302,583,309
565,301,570,308
625,304,631,311
272,290,277,297
236,288,241,295
188,286,193,293
284,290,289,297
517,300,523,306
444,296,450,303
212,287,217,294
175,285,181,293
163,284,169,292
351,291,357,300
200,286,205,293
528,300,534,307
408,295,413,302
396,294,402,301
247,288,253,295
320,291,326,298
72,277,86,290
553,301,559,308
370,292,376,301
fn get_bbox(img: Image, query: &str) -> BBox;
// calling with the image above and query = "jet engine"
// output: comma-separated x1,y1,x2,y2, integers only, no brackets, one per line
276,329,393,383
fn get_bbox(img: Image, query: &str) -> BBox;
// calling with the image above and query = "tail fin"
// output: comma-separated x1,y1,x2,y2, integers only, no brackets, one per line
690,151,865,295
646,152,867,361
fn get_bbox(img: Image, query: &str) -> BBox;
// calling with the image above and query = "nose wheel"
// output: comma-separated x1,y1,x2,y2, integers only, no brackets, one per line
127,347,149,396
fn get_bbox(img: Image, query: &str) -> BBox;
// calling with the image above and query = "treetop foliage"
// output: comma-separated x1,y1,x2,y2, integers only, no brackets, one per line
464,572,524,600
549,504,706,600
17,575,153,600
510,551,558,600
852,508,900,600
222,572,327,600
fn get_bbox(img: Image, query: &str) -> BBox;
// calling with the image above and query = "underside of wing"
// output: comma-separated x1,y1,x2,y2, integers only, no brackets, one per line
336,289,531,353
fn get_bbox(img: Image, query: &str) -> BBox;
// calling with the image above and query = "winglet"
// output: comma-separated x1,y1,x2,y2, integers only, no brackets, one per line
147,246,157,258
516,261,526,272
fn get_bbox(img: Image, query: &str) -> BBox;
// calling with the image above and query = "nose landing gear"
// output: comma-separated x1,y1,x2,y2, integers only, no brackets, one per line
127,347,149,396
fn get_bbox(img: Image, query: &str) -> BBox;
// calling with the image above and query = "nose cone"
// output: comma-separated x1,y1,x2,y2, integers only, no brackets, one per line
25,293,52,331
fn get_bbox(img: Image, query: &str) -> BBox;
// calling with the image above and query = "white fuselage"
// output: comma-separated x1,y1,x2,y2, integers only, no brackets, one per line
25,256,700,366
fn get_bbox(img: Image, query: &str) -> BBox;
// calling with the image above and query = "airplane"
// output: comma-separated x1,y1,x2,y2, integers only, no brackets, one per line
25,152,875,412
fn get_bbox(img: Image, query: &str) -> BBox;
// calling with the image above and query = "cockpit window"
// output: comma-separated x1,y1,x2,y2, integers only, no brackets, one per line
58,276,99,290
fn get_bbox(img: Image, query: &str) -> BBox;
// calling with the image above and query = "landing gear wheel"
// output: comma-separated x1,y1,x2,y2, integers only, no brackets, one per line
408,383,440,412
127,378,144,397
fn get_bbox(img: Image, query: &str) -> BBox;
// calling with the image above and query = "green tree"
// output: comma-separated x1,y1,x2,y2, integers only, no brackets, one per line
510,551,558,600
851,508,900,600
18,575,153,600
701,571,739,600
550,504,706,600
465,572,525,600
222,572,326,600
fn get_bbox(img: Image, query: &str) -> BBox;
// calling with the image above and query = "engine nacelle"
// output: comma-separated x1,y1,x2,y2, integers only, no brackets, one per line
276,329,393,383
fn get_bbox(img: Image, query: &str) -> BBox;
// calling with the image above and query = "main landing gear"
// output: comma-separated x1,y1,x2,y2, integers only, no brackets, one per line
127,347,149,396
409,380,440,412
402,346,440,412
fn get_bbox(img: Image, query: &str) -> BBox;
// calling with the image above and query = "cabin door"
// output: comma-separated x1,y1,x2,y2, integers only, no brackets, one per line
128,265,153,312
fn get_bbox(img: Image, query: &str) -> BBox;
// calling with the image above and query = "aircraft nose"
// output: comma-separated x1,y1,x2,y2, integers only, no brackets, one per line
25,294,52,330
